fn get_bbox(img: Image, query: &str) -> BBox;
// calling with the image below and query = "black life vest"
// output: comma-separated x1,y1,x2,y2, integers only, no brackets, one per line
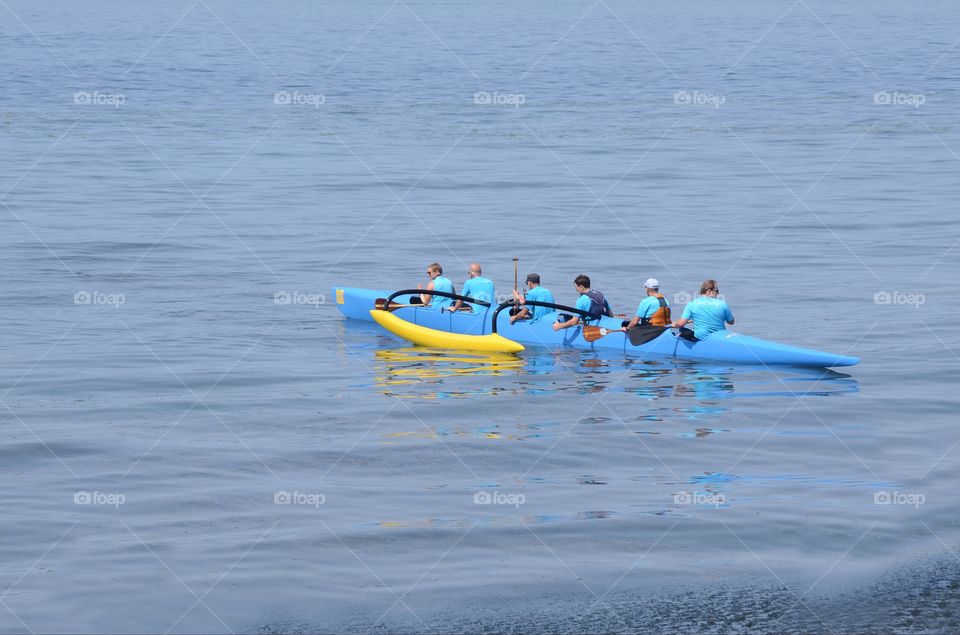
584,289,613,320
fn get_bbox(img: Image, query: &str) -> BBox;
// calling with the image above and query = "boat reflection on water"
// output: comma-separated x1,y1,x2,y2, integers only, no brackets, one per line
374,347,525,398
370,346,859,401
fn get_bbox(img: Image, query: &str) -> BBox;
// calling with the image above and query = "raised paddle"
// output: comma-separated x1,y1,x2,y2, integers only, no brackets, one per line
512,257,519,300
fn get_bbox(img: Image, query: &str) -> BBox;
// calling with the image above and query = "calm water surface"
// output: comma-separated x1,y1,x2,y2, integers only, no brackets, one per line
1,0,959,632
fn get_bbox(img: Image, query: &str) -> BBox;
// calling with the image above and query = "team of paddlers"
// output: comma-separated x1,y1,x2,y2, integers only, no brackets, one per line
417,262,735,342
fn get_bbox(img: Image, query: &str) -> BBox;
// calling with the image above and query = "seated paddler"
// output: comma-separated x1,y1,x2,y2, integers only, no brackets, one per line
553,274,613,331
446,263,495,312
418,262,455,309
624,278,671,330
510,273,555,324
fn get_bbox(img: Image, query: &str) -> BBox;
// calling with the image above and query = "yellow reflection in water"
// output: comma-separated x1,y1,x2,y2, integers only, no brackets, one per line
374,347,524,392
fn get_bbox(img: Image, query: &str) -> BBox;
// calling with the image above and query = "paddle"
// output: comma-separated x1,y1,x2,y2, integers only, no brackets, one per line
582,325,623,343
374,298,422,311
583,324,672,346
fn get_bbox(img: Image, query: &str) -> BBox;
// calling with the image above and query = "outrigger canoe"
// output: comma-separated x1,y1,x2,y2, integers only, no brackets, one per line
333,286,860,368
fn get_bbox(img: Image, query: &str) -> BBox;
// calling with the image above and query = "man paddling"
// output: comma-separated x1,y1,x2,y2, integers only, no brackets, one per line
418,262,455,308
510,273,555,323
672,279,734,340
553,274,613,331
447,263,495,313
624,278,671,330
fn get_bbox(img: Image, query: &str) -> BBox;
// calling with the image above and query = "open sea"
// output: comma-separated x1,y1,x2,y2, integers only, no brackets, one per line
2,0,959,632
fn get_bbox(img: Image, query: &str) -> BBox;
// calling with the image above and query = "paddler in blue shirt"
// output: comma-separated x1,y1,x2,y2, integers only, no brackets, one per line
418,262,455,308
554,274,613,331
624,278,672,329
447,263,495,312
672,279,734,340
510,273,555,323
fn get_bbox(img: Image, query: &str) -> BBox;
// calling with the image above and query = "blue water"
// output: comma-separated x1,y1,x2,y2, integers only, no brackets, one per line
2,0,959,632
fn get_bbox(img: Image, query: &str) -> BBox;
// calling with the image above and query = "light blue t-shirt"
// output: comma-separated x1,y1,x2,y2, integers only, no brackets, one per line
461,276,495,307
428,275,454,307
575,293,596,323
636,295,669,319
524,286,554,322
681,297,734,340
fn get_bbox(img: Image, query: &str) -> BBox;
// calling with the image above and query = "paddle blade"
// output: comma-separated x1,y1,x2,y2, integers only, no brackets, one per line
626,326,669,346
582,326,606,342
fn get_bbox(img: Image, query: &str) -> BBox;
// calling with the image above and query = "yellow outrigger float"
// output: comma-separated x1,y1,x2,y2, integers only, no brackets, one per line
369,309,525,354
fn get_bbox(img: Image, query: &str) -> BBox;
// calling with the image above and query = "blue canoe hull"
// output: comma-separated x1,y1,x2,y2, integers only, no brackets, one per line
333,287,860,368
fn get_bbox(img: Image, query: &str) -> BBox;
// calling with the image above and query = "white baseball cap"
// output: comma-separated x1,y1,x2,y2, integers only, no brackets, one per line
644,278,659,289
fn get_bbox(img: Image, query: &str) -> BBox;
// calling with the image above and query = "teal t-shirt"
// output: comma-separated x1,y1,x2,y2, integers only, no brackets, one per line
636,295,669,319
524,286,555,322
575,294,596,323
681,297,734,340
461,276,495,306
429,275,454,307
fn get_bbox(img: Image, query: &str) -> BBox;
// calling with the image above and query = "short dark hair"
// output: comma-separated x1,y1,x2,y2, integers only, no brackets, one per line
574,274,590,288
699,279,718,295
428,263,443,275
526,273,540,284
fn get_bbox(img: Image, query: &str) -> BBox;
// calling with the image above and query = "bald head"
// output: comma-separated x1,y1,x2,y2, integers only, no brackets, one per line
469,263,482,277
